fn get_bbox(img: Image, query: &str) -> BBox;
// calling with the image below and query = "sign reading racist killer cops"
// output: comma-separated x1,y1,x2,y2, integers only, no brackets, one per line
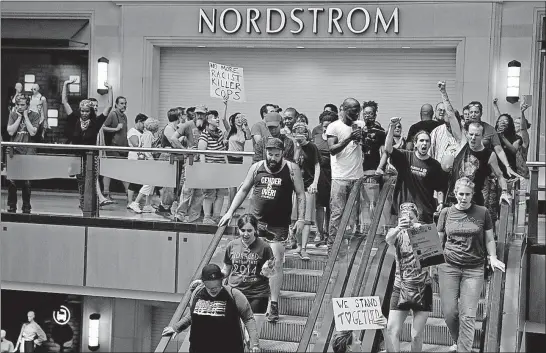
332,296,383,331
209,62,245,102
407,224,445,268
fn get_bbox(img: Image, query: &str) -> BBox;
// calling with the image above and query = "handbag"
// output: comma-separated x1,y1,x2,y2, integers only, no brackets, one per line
396,237,429,311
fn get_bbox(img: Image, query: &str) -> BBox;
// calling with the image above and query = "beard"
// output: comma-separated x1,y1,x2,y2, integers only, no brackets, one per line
266,158,282,172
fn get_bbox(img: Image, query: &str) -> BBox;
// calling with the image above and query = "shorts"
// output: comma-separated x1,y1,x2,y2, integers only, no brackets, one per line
227,156,244,164
128,183,142,193
258,223,290,242
105,150,128,158
248,297,269,314
389,284,433,312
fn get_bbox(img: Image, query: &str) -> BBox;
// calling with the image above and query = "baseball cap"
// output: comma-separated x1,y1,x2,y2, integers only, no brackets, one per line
201,264,224,281
265,137,284,150
194,105,208,114
264,112,282,127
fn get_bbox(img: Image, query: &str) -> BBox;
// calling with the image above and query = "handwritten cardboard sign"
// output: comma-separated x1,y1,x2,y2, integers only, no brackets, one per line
407,224,445,268
332,296,383,331
209,62,246,102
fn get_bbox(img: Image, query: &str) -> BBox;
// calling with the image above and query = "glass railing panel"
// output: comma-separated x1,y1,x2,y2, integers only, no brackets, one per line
299,176,396,353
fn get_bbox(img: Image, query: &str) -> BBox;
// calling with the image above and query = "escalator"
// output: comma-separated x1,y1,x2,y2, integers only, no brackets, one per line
155,177,523,353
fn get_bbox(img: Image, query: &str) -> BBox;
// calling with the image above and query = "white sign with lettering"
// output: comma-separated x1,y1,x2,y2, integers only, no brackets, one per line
332,296,383,331
209,62,246,102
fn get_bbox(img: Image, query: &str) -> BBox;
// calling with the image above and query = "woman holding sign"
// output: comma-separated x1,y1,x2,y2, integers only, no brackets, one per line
434,177,505,353
385,202,432,352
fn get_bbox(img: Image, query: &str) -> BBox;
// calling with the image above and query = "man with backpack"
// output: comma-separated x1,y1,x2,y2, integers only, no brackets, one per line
219,137,306,322
162,264,260,353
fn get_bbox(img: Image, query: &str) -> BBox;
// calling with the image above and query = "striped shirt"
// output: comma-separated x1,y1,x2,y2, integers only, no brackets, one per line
199,129,226,163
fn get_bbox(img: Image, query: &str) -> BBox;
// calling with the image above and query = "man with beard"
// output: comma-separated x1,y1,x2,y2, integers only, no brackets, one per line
325,98,364,252
437,82,511,207
219,138,306,323
253,112,295,163
385,117,446,224
406,103,443,150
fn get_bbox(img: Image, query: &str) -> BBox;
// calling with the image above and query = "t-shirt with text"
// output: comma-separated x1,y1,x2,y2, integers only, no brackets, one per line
224,237,273,298
392,227,431,288
437,204,493,268
390,149,446,223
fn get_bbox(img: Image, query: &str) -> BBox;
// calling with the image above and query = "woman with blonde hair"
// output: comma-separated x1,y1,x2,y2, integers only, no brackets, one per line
127,118,160,213
433,176,505,352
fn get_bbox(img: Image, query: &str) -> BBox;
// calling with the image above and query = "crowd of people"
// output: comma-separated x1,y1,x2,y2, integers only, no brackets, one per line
4,77,532,352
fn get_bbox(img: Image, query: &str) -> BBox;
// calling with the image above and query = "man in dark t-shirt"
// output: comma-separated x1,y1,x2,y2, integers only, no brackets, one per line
406,103,443,150
219,137,306,323
385,117,446,224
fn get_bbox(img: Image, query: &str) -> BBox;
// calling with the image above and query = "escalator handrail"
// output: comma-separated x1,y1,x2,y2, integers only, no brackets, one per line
483,180,520,353
154,224,229,353
296,177,363,352
298,175,396,352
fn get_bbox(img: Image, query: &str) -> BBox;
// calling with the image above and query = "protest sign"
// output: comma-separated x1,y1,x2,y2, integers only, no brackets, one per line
407,224,445,268
332,296,383,331
209,62,246,102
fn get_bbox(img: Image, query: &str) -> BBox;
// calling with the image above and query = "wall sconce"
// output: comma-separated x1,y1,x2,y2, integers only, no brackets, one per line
97,57,109,95
506,60,521,103
88,313,100,351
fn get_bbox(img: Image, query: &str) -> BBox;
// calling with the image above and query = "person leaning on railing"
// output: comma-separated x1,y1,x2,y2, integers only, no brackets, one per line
430,177,506,353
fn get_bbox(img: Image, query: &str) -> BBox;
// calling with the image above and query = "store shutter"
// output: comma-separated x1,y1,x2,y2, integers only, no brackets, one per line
159,47,456,135
151,303,179,350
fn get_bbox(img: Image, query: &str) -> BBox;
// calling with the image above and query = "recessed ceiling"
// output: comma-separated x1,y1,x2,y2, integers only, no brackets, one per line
1,19,89,42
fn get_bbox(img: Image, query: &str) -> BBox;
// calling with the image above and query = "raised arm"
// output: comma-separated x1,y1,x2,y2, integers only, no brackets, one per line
519,103,530,150
384,117,401,154
493,98,501,118
61,79,75,115
221,97,230,131
102,82,113,117
438,81,462,142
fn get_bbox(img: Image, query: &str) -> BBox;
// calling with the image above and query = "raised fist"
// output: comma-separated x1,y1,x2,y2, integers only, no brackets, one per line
437,81,446,91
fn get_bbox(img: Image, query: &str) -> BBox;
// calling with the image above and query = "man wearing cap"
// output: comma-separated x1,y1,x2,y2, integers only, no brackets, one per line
219,137,306,323
163,264,260,353
253,112,295,164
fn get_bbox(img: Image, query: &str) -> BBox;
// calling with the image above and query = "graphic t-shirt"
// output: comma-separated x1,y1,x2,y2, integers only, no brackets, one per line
361,122,386,171
224,237,274,298
325,119,364,180
392,227,431,288
390,149,446,223
297,142,321,188
448,144,493,206
251,161,294,227
437,204,493,268
189,287,245,352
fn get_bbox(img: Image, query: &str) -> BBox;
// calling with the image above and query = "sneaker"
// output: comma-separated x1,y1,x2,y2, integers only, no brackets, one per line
7,207,16,213
299,250,311,261
128,202,142,214
448,344,457,352
202,217,216,225
142,205,154,213
266,302,280,323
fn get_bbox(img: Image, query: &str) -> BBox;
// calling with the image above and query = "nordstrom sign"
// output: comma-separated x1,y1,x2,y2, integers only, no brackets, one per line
199,7,399,35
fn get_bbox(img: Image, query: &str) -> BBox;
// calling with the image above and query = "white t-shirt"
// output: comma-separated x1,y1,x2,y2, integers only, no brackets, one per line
127,127,143,160
325,119,364,180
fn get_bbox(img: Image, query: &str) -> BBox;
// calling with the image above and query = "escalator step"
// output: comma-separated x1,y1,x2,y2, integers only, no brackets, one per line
279,291,315,317
284,253,328,270
258,339,298,352
401,317,482,349
256,314,307,342
398,342,479,352
282,269,322,292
